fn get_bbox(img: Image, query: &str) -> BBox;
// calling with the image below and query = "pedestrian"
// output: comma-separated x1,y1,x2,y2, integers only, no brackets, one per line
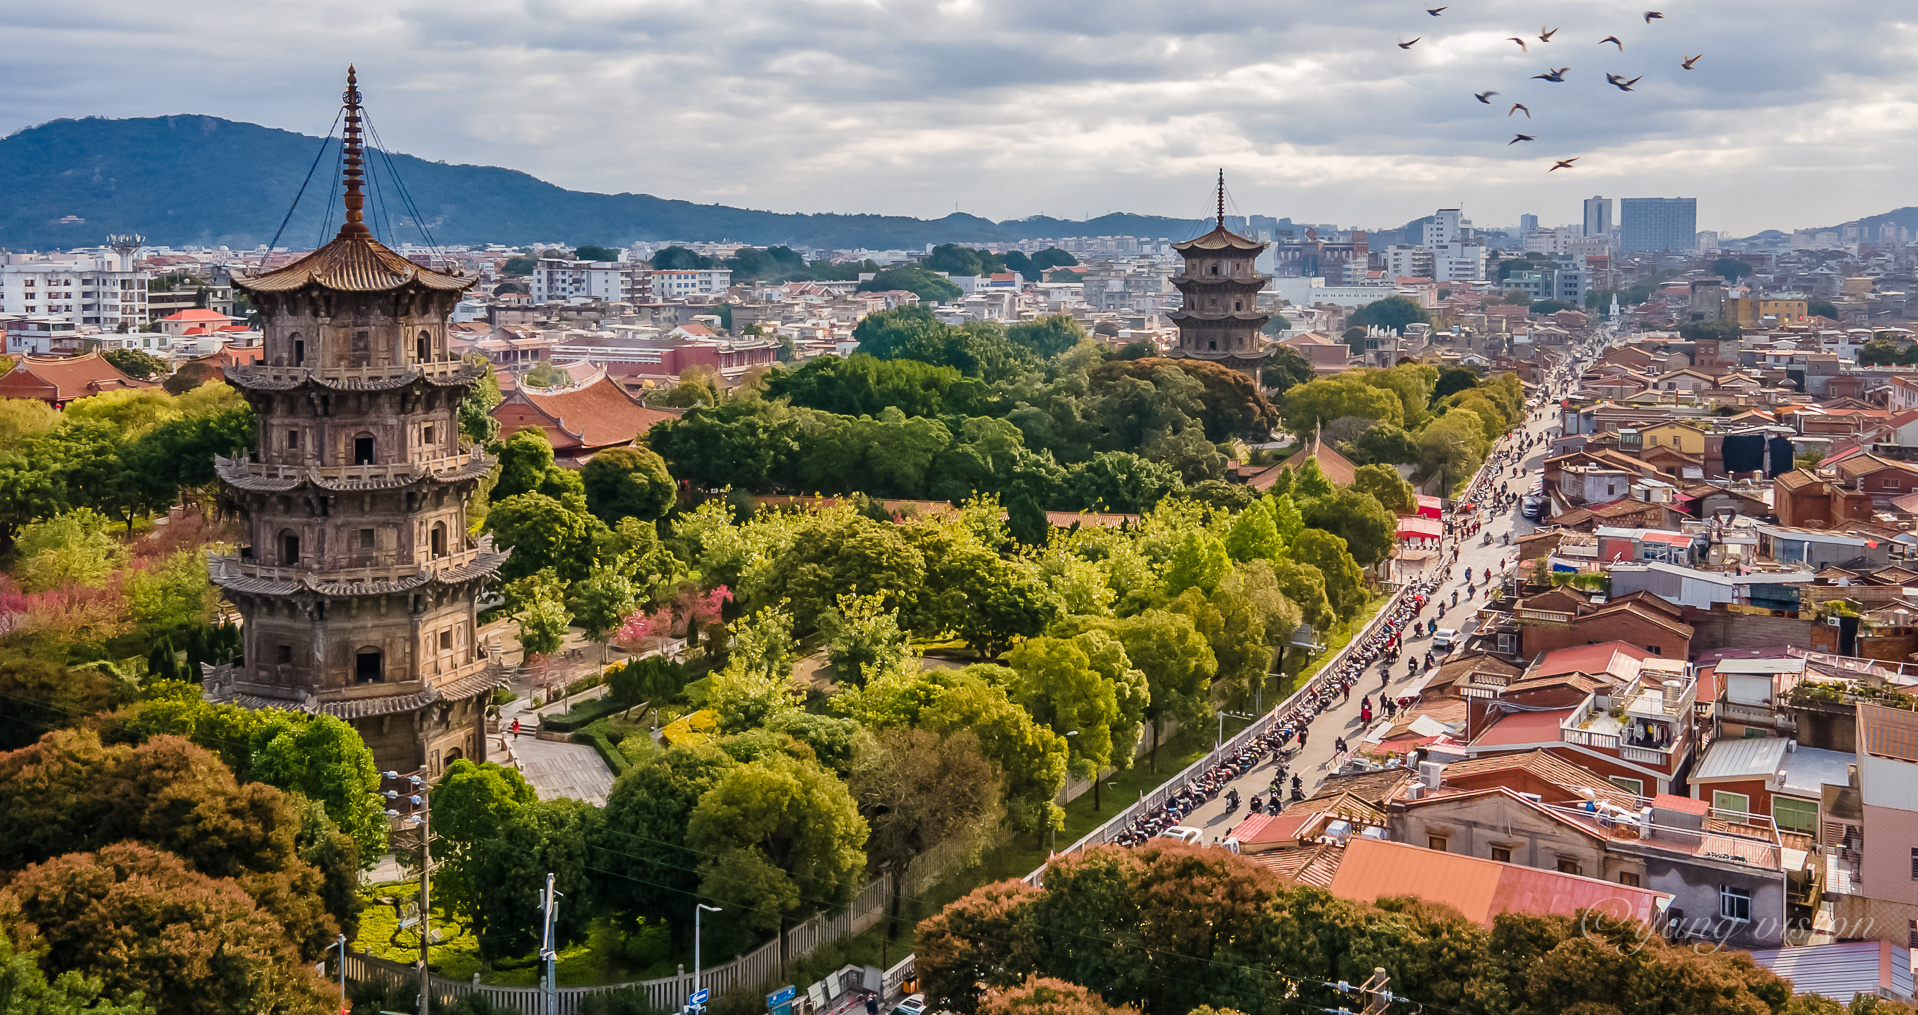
866,993,880,1015
1298,728,1309,749
510,717,521,740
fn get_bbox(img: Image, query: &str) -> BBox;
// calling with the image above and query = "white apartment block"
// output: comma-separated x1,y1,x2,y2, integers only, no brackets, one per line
652,269,733,298
0,252,150,331
1430,242,1486,284
1378,245,1435,279
530,258,652,305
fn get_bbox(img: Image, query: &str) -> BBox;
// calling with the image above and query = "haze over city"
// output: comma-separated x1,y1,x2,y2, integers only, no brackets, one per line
4,0,1912,232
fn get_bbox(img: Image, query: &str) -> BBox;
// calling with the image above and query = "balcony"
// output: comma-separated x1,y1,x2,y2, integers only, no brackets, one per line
218,451,489,492
210,545,492,591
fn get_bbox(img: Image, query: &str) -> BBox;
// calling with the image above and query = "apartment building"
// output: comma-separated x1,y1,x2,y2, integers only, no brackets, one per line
530,258,654,304
0,251,150,331
651,268,733,299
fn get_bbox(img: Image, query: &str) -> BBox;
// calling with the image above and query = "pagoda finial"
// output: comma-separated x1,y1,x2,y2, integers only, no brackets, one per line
1216,168,1225,230
338,65,371,238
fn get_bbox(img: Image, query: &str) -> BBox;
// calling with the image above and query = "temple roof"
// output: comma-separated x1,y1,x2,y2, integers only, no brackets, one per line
1172,223,1267,253
235,233,473,294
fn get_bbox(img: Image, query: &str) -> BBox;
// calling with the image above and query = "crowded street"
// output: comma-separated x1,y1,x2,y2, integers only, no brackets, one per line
1107,333,1615,846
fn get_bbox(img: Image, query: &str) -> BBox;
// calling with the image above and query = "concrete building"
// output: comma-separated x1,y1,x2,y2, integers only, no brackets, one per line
530,258,652,304
1621,197,1699,253
0,250,150,331
1584,196,1614,238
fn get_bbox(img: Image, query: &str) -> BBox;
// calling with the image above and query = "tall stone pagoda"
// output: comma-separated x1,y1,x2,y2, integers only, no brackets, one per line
1167,170,1275,384
202,68,506,776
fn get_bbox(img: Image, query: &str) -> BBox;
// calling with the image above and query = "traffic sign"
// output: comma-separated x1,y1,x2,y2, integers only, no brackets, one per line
691,989,710,1005
767,986,797,1007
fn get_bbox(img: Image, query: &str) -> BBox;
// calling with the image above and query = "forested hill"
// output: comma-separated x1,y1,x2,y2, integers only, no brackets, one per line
0,115,1209,251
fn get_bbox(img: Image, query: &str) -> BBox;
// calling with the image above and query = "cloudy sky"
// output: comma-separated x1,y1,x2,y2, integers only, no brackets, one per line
4,0,1913,235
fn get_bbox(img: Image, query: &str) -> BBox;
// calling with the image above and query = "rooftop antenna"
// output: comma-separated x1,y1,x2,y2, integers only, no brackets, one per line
105,234,143,272
338,66,370,238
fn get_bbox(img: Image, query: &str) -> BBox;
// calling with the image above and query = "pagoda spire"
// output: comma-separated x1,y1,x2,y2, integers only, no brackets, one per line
338,65,370,238
1216,168,1225,230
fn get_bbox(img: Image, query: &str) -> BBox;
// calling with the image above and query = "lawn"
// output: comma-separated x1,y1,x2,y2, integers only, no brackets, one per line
356,883,674,988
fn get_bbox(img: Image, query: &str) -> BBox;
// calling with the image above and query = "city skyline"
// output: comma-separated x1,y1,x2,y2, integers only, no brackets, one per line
2,0,1909,236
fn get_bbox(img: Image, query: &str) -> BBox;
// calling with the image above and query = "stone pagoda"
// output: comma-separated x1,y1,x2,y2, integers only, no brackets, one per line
201,68,506,776
1167,170,1275,384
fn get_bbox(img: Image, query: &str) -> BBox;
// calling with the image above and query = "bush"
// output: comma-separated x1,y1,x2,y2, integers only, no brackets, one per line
576,719,629,775
539,695,626,732
609,656,689,704
580,985,672,1015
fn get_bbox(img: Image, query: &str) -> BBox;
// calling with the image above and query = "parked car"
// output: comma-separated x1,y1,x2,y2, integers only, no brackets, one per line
1431,628,1460,650
1157,825,1204,845
891,995,926,1015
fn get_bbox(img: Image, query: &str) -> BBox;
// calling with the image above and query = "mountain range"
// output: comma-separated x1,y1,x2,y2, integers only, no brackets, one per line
0,115,1214,252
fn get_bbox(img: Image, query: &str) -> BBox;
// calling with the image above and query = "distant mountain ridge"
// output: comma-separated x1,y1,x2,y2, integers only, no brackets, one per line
0,115,1213,252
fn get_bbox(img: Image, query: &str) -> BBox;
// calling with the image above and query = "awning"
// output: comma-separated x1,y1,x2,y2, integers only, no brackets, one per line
1398,517,1443,540
1415,495,1443,520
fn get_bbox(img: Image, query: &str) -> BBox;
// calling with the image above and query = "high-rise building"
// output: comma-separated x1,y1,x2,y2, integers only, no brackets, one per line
1582,196,1613,238
201,68,507,776
1620,197,1698,253
1167,172,1273,383
1519,214,1539,240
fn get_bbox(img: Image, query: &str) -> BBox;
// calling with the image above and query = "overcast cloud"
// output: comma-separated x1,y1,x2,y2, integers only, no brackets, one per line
3,0,1913,235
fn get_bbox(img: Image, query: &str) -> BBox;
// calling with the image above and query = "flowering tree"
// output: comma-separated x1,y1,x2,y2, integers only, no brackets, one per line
613,583,731,657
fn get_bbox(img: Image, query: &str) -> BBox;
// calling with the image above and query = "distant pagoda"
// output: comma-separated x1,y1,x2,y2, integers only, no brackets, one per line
201,67,507,776
1166,170,1275,384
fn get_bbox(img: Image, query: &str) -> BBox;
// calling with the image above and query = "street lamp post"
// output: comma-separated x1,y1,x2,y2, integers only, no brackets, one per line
334,933,347,1008
693,903,722,1006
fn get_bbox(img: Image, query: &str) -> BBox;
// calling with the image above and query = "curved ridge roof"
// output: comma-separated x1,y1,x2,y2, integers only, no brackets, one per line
1173,224,1267,253
235,233,473,294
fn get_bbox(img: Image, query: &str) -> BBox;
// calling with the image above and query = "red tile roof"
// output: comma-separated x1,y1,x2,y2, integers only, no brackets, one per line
159,309,234,322
1531,642,1652,683
491,375,679,453
1328,837,1671,927
0,352,155,405
1470,708,1574,748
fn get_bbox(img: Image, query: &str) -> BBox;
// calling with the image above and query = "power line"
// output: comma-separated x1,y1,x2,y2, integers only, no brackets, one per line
268,108,343,253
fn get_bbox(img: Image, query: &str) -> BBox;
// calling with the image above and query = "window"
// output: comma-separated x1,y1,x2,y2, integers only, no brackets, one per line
350,329,371,366
279,532,300,566
1910,847,1918,880
439,630,453,651
430,522,447,558
359,528,376,550
1773,797,1817,836
1491,846,1511,863
423,425,436,446
355,649,383,684
293,338,305,365
277,644,293,664
1719,885,1750,923
1712,791,1751,819
1619,871,1641,888
286,429,300,450
354,435,375,466
417,330,430,361
1610,776,1645,798
1428,836,1447,852
1556,858,1582,876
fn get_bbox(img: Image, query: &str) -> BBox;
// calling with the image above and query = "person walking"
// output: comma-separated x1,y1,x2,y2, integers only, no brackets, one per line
510,717,521,740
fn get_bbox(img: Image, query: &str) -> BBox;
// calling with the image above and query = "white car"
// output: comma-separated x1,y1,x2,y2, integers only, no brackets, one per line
1157,825,1204,845
1431,628,1460,650
890,995,926,1015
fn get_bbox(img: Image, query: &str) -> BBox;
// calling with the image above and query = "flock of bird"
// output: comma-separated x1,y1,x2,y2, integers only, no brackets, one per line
1396,8,1703,172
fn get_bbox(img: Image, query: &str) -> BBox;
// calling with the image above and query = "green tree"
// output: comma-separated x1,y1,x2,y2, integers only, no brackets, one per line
102,348,168,380
858,266,963,304
1417,409,1489,493
819,593,910,687
1279,375,1402,437
509,570,573,658
1347,296,1430,334
581,445,676,523
651,246,713,270
1268,492,1303,542
1061,610,1213,771
1290,528,1367,619
573,244,621,262
13,509,126,592
1005,316,1088,358
1222,500,1283,563
0,931,153,1014
849,727,1000,938
0,843,333,1015
1808,299,1840,320
1293,457,1334,500
1264,345,1314,396
1300,488,1396,567
1349,463,1416,515
494,427,558,500
429,760,539,933
1058,452,1182,514
459,357,504,447
466,799,597,961
486,493,596,582
684,753,868,944
1007,633,1146,810
569,560,639,648
1711,257,1753,281
916,670,1070,835
592,742,736,940
1163,529,1229,597
501,256,536,275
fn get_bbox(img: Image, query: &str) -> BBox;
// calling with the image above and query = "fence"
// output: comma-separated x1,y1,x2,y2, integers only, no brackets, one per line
341,878,893,1014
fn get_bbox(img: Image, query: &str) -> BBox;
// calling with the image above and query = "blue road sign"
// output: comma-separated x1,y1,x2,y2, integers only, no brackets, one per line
690,989,710,1005
767,986,796,1008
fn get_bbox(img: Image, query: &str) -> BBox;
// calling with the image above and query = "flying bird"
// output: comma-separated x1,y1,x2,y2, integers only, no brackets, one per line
1550,157,1580,171
1600,36,1623,50
1539,26,1559,42
1682,53,1703,69
1426,6,1447,14
1398,37,1420,49
1509,102,1532,118
1475,90,1499,103
1644,10,1664,21
1506,36,1529,52
1533,67,1570,82
1510,134,1536,145
1605,73,1642,91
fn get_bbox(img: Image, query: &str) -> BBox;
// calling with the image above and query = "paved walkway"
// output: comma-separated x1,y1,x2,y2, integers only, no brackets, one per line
500,732,616,806
1155,347,1600,842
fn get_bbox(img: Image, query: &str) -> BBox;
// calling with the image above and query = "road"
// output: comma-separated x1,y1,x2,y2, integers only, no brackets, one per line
1167,343,1607,842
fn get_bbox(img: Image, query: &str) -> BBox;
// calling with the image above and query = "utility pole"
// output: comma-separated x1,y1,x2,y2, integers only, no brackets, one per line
539,873,561,1015
385,769,432,1015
